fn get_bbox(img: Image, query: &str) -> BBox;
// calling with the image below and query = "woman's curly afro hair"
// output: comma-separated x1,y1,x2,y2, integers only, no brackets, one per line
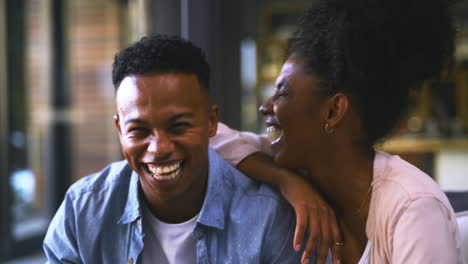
288,0,456,145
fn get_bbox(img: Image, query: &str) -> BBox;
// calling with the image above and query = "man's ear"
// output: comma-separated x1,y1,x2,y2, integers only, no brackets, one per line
322,93,349,128
113,114,122,135
208,104,219,137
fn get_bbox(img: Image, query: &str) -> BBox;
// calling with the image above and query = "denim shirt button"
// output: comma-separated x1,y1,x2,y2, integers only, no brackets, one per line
128,257,134,264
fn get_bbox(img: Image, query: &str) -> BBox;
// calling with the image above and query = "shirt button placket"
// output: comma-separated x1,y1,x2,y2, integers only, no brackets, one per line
127,220,144,264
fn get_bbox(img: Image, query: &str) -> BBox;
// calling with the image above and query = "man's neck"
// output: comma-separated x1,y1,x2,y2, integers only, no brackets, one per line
141,173,208,224
146,194,206,223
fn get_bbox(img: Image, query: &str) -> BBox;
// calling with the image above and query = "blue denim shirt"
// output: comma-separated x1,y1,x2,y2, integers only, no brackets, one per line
43,148,304,263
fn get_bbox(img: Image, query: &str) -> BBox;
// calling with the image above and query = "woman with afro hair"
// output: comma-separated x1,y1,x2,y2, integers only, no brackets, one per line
211,0,464,263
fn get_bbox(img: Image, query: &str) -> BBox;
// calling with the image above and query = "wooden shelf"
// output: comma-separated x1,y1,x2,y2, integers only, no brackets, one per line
377,137,468,153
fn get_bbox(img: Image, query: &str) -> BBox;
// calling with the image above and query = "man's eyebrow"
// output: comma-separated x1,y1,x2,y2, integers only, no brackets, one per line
124,113,194,125
169,112,194,122
124,119,147,125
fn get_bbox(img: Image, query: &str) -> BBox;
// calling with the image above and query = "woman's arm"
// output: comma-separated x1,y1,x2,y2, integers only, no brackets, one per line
210,122,342,264
238,152,342,264
209,122,272,165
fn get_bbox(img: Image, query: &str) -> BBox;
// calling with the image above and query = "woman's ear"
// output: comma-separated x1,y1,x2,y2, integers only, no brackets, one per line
323,93,349,128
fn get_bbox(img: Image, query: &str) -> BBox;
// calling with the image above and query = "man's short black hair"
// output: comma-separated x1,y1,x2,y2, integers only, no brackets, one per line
112,34,210,91
288,0,455,146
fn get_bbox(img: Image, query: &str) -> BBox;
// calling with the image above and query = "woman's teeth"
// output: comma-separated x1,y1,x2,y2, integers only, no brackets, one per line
266,126,282,143
148,162,181,180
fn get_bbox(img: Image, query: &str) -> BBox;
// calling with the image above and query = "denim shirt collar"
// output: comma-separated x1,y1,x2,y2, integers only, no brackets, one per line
196,147,226,230
118,169,142,224
117,147,227,229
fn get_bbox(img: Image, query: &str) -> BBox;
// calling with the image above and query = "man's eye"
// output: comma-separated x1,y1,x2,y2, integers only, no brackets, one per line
127,127,148,135
170,123,192,134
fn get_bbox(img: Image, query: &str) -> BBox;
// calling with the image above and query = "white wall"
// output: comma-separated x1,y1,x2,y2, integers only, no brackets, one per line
436,150,468,191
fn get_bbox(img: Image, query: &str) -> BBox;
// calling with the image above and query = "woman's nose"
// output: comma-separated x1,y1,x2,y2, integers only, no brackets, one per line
259,96,273,116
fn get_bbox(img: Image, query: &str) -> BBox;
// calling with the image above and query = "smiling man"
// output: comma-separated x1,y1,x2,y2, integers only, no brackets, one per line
43,35,302,263
115,72,215,225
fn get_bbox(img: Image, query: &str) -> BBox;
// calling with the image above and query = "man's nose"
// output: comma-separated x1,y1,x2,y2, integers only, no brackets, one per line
147,132,174,158
259,96,273,116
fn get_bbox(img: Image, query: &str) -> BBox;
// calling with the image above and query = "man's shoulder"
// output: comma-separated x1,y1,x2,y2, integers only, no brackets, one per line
44,160,134,263
66,160,132,200
210,149,289,209
206,150,300,263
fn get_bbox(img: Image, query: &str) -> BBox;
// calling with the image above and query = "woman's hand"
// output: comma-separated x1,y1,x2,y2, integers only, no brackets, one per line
236,152,342,263
277,172,342,264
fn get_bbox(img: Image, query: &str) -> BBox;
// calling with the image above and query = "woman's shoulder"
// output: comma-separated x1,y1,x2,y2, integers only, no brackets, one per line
367,152,462,263
368,151,456,232
372,151,449,205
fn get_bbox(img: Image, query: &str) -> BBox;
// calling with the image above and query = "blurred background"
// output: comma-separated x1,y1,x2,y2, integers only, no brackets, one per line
1,0,467,262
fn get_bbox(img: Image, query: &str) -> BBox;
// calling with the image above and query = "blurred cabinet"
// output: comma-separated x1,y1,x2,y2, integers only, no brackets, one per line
377,69,468,189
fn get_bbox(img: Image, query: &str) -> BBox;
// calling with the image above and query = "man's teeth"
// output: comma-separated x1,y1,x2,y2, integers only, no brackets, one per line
153,171,178,180
148,162,181,176
266,126,282,143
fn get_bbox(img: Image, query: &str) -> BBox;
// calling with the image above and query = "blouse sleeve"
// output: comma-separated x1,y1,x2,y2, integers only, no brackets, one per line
391,197,464,263
209,122,272,166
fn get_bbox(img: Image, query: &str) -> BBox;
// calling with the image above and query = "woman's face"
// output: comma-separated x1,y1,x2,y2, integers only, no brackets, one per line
260,55,329,168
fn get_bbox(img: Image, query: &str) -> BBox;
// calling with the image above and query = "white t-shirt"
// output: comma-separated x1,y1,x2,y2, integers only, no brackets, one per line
357,241,371,264
141,204,198,264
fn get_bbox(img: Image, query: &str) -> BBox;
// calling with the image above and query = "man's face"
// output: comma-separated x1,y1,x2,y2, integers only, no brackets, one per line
115,73,218,204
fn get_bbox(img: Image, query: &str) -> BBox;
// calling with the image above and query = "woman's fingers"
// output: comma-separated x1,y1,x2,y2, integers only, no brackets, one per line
275,171,342,263
300,207,320,264
315,208,330,264
330,211,343,264
300,206,341,264
294,206,307,251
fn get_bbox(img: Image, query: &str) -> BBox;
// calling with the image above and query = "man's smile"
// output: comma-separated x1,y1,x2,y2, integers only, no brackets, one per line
147,161,183,180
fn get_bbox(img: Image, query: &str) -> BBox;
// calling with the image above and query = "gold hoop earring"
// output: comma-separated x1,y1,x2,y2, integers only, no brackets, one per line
325,123,334,134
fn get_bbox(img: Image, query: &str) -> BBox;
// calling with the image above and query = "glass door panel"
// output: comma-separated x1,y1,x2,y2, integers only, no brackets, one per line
9,0,50,241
